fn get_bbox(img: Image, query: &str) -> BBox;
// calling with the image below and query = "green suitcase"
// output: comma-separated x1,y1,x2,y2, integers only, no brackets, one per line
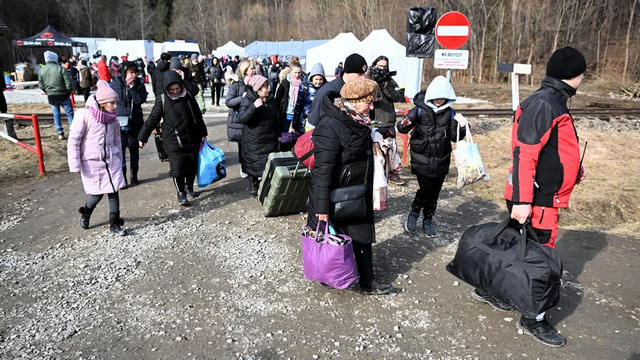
258,151,311,217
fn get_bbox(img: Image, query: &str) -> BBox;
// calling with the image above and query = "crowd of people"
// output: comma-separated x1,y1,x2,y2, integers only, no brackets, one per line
27,44,590,349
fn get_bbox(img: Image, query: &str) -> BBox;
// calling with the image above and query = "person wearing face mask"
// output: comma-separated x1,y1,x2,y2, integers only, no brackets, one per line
308,78,394,296
397,75,467,238
112,61,148,187
68,80,128,236
137,71,208,206
235,75,280,198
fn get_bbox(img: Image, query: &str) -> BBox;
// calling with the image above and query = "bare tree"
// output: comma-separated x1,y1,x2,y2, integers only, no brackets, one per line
623,0,639,83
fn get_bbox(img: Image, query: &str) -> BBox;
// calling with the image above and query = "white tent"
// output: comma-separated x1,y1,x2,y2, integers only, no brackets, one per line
362,29,422,99
305,33,370,80
214,41,244,58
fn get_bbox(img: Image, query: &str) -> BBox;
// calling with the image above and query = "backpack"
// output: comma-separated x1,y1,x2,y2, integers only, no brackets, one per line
293,130,315,170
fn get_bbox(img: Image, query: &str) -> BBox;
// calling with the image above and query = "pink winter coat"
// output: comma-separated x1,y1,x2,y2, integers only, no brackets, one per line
67,99,126,195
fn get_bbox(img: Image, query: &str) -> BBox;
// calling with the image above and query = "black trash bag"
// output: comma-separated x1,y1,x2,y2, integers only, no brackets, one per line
407,7,437,34
406,33,435,58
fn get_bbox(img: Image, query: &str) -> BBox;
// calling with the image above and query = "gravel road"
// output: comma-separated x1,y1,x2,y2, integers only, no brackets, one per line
1,87,639,359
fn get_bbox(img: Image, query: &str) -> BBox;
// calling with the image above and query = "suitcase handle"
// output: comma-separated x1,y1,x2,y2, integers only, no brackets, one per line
291,161,309,180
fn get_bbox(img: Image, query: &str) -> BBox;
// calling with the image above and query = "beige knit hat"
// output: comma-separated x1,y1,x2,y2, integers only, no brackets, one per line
340,78,378,103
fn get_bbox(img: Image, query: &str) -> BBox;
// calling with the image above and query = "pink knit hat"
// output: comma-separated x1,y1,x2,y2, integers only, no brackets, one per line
95,80,118,103
247,75,268,92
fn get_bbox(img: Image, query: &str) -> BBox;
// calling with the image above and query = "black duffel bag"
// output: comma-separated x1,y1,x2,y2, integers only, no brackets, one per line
446,218,563,318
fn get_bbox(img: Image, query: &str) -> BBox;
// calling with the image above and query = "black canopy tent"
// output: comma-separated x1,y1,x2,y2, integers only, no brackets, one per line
12,25,86,48
11,25,87,69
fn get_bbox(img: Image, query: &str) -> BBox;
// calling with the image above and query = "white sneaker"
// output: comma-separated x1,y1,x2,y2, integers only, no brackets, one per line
240,169,248,178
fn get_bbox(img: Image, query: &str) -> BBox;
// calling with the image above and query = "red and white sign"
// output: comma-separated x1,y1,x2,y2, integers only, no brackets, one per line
435,11,471,50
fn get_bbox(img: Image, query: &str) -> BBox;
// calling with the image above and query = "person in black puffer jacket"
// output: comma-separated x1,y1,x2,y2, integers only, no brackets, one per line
153,53,172,97
308,78,393,296
236,75,280,198
397,75,466,237
138,70,208,206
112,61,148,186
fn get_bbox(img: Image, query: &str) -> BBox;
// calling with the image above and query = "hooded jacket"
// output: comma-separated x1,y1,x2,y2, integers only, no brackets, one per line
505,76,581,208
306,73,345,127
138,71,208,177
153,60,170,96
67,96,125,195
235,86,280,177
397,76,465,178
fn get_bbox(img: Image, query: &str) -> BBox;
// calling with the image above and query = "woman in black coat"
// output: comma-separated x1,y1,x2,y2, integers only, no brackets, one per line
112,61,148,186
308,78,392,296
236,75,280,198
138,70,208,206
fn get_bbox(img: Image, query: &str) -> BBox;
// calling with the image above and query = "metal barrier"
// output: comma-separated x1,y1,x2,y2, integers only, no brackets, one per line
0,113,46,174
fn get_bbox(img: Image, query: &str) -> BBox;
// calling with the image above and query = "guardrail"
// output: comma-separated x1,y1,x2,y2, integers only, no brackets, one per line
0,113,46,174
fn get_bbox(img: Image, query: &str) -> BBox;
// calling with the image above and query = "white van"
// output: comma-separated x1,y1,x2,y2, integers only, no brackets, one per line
162,40,201,59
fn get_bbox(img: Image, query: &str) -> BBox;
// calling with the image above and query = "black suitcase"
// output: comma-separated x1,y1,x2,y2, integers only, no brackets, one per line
446,218,563,318
258,151,310,217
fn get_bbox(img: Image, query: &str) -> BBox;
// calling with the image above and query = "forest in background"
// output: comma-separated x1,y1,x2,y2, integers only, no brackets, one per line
0,0,638,84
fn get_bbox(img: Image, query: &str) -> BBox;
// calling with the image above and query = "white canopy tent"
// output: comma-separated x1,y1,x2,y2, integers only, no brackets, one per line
306,31,422,98
305,33,370,80
214,41,244,58
361,29,422,99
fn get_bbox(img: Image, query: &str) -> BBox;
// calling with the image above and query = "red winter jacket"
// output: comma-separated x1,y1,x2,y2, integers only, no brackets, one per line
97,60,111,82
505,77,581,208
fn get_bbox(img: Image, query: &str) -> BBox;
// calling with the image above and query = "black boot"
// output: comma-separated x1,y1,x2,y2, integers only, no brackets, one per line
130,166,139,186
122,166,128,187
249,176,260,199
78,205,95,229
177,191,190,206
109,212,127,236
185,186,199,199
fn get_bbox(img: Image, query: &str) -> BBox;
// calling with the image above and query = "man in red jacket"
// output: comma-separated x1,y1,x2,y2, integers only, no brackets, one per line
474,47,588,348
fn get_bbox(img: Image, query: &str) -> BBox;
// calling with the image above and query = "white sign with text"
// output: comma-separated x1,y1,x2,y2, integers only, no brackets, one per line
434,49,469,69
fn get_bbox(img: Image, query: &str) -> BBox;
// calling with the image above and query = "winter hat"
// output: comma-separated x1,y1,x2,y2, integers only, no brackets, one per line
122,61,138,75
340,78,378,103
197,55,204,62
546,46,587,80
170,57,182,69
160,52,171,61
44,51,58,63
343,53,368,74
248,75,268,92
191,53,198,61
95,80,118,104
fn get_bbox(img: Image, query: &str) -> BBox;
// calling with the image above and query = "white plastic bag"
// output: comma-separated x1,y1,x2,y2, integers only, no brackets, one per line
372,143,388,211
452,124,490,189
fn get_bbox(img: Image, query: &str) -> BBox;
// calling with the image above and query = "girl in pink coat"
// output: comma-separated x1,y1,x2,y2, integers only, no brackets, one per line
68,80,127,236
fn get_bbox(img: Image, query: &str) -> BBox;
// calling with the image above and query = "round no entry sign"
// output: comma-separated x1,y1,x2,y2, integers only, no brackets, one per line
435,12,471,50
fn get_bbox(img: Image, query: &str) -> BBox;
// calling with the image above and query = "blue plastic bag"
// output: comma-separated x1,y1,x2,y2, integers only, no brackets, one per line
197,141,227,188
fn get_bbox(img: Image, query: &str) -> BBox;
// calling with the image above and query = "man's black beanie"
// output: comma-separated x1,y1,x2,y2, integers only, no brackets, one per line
343,53,368,74
546,46,586,80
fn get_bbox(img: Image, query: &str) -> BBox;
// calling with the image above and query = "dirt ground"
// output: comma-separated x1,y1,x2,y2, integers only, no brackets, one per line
1,84,639,359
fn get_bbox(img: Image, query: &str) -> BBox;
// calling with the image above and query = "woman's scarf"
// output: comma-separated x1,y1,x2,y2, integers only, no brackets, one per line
166,86,187,100
289,74,302,108
87,96,117,124
340,99,372,127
